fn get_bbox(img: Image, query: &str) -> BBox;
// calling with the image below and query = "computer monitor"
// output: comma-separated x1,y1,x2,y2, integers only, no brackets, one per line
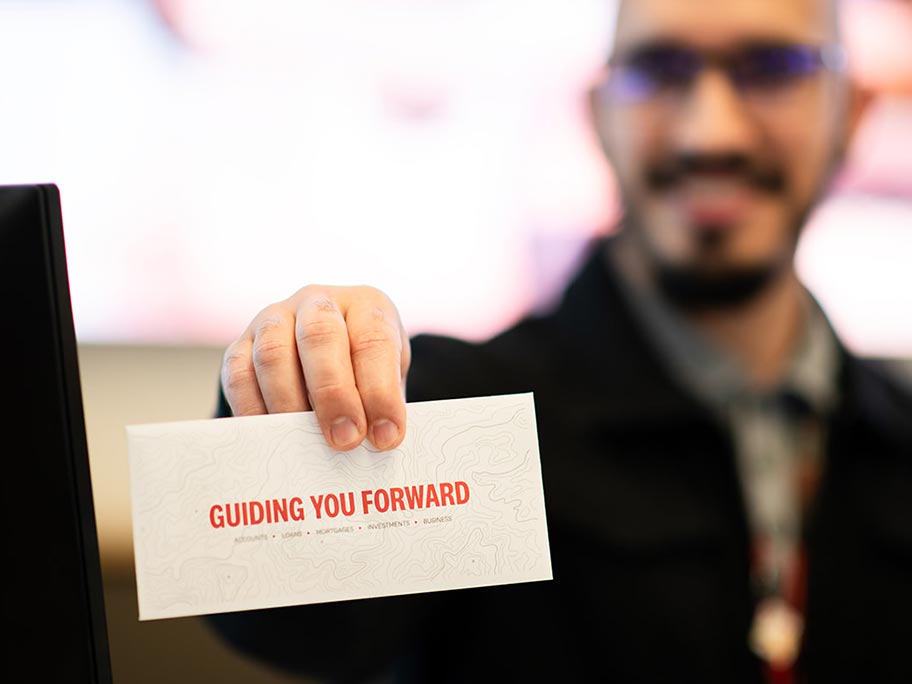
0,184,112,683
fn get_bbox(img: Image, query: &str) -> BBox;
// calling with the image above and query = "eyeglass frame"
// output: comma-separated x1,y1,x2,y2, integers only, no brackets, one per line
598,41,849,106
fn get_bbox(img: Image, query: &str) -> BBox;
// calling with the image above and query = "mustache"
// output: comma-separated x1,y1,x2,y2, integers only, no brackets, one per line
645,153,786,194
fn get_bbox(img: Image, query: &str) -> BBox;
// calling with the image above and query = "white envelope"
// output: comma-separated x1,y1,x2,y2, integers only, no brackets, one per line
127,392,552,620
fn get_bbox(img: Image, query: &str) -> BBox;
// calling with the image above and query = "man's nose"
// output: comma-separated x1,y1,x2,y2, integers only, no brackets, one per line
673,68,758,157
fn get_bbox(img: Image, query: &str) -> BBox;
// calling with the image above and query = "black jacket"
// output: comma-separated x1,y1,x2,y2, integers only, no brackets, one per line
209,237,912,684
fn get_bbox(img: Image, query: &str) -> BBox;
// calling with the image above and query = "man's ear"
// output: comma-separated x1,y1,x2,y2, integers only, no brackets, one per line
843,81,875,149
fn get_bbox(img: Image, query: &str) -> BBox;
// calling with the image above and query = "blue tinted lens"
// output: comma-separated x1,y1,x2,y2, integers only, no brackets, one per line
606,44,830,102
733,46,822,88
610,47,701,101
610,69,660,101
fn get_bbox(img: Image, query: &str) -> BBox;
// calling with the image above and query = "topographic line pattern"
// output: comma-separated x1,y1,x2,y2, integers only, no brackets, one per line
127,393,551,620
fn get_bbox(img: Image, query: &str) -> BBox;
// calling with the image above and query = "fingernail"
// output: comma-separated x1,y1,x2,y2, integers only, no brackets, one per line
370,419,399,449
331,417,359,447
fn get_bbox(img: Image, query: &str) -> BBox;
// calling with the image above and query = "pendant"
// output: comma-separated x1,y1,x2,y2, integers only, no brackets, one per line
749,597,804,670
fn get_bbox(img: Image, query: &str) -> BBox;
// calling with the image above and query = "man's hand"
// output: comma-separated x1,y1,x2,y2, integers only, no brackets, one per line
221,285,410,451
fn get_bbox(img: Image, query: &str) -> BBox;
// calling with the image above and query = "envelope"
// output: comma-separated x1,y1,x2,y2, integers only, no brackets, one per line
126,392,552,620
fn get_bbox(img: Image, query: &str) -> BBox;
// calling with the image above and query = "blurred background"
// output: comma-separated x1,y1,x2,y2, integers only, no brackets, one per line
2,0,909,682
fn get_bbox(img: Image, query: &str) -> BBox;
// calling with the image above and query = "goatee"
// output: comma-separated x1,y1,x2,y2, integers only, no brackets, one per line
654,262,781,312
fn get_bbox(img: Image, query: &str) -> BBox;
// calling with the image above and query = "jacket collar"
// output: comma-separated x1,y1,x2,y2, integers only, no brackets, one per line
548,234,719,426
551,232,910,449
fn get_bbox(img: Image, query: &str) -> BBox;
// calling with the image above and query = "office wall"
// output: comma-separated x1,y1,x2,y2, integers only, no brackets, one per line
78,343,912,684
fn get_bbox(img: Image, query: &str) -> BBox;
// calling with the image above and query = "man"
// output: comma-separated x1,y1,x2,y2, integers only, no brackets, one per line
210,1,912,682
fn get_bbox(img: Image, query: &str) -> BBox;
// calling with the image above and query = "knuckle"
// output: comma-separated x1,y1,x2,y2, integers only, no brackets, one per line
221,349,256,396
349,328,393,359
296,317,343,350
251,316,293,369
251,337,287,370
368,305,387,324
221,341,248,374
254,313,288,333
251,303,286,328
292,284,337,310
311,295,339,314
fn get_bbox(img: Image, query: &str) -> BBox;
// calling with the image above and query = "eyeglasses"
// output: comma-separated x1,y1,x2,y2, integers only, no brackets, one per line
603,42,847,104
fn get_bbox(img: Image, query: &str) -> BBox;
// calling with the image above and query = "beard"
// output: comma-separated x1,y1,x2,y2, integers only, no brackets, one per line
653,258,784,311
623,150,813,312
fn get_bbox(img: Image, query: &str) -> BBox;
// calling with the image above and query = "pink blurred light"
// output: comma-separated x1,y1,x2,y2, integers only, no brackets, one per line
843,0,912,94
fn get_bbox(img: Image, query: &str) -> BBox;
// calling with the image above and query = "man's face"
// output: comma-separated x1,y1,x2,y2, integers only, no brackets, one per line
594,0,853,296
